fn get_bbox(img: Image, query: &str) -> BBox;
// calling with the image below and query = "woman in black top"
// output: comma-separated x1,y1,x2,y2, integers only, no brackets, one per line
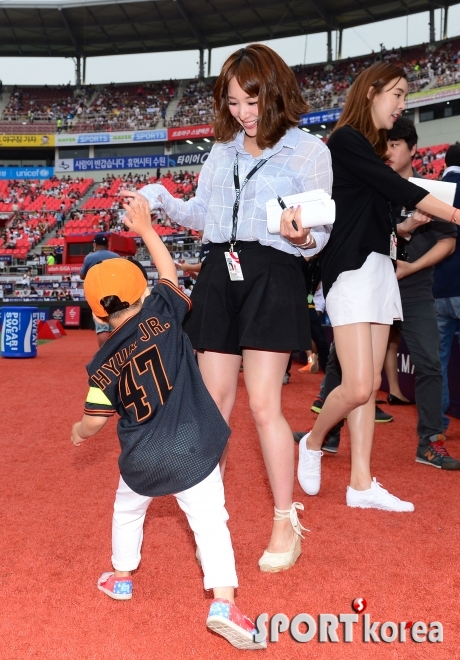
297,62,460,511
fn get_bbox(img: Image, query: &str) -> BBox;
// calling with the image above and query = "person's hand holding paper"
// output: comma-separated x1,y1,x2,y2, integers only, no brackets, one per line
266,189,335,234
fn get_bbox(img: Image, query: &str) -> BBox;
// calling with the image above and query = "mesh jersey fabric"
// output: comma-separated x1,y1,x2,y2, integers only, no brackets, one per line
84,279,230,497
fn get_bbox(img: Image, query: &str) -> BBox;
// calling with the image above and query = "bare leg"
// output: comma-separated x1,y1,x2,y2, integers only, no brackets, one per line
347,323,390,490
307,323,390,491
307,323,376,450
197,351,242,478
383,326,410,401
242,349,295,553
213,586,234,602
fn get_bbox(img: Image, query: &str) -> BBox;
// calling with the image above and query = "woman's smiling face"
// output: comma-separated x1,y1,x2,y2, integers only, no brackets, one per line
227,77,259,138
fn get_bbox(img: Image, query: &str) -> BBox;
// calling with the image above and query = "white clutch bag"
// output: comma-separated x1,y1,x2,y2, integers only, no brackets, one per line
265,189,335,234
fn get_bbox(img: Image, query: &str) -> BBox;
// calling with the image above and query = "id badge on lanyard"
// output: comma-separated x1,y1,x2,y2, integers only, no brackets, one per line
224,251,244,280
226,154,269,280
390,232,398,260
388,202,398,261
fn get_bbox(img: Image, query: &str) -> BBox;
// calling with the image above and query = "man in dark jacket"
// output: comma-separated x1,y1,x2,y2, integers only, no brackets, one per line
387,120,458,469
433,143,460,433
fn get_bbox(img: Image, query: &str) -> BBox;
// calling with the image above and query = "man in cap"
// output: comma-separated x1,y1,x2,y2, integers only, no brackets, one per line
80,233,119,347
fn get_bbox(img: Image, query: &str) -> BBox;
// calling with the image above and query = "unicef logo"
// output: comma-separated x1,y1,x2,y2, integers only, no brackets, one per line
39,169,49,177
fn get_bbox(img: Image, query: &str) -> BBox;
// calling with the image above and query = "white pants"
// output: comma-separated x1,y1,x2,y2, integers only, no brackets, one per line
111,465,238,590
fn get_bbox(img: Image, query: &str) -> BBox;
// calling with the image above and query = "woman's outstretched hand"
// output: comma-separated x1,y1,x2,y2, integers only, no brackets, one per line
120,190,154,237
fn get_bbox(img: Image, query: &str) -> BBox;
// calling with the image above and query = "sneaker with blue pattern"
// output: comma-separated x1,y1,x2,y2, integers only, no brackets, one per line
97,572,133,600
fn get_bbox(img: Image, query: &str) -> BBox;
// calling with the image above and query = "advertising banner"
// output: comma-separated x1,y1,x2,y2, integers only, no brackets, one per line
64,305,81,327
0,307,49,325
168,125,214,140
50,307,65,323
55,159,74,173
0,307,39,357
132,130,168,142
0,167,54,180
168,151,210,166
56,129,167,147
406,82,460,108
73,155,168,172
47,265,82,274
0,134,55,147
299,109,343,126
54,153,208,172
36,308,50,322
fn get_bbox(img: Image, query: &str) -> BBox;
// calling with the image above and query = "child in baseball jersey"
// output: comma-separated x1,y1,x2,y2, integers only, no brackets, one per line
71,190,266,651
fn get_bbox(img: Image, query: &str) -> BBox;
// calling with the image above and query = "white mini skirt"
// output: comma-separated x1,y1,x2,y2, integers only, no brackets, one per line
326,252,403,327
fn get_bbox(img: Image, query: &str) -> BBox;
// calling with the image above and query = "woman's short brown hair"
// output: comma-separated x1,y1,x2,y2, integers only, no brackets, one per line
334,61,407,159
213,44,309,149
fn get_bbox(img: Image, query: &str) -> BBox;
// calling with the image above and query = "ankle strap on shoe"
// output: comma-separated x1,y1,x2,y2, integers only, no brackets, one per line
273,502,309,538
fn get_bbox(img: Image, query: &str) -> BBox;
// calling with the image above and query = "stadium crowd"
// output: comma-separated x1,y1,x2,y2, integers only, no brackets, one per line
1,84,93,129
0,176,94,260
40,171,199,242
0,37,459,131
77,81,178,132
168,80,215,126
295,38,460,111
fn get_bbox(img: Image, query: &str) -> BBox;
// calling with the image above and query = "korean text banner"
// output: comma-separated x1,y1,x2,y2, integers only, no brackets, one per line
167,125,214,140
55,152,210,172
168,152,210,166
0,134,55,147
72,155,168,171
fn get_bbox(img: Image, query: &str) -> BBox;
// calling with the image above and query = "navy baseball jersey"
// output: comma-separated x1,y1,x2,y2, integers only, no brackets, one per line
84,279,230,497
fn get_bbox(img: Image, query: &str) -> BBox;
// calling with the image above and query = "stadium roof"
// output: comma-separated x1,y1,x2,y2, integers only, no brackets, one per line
0,0,457,59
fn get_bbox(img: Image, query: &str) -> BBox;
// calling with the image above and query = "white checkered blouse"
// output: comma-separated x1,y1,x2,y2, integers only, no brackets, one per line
139,127,333,257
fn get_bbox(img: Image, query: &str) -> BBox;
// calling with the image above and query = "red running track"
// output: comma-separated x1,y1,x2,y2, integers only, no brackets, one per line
1,330,459,659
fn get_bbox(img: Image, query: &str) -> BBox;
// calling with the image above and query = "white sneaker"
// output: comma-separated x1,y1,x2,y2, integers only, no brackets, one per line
297,432,323,495
346,478,414,512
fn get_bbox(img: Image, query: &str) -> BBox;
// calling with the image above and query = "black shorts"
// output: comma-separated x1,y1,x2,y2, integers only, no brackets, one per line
184,241,311,355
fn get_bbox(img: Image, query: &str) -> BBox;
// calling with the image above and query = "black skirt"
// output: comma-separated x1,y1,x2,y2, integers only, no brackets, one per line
184,241,311,355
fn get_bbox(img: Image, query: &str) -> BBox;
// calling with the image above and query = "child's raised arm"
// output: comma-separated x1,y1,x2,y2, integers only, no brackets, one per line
121,190,178,286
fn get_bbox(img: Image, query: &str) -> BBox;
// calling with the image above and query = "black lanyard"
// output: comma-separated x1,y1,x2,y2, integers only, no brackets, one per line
231,154,269,249
388,201,398,235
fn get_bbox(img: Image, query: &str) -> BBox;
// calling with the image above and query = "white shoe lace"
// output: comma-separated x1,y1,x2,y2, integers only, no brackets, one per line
301,446,323,476
274,502,310,538
372,478,405,504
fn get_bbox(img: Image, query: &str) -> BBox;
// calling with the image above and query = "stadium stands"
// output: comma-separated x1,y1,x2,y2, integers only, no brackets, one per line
296,38,460,111
0,34,459,271
0,177,94,261
1,84,92,131
168,80,214,127
75,172,199,238
76,81,178,133
0,37,459,131
413,144,449,178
